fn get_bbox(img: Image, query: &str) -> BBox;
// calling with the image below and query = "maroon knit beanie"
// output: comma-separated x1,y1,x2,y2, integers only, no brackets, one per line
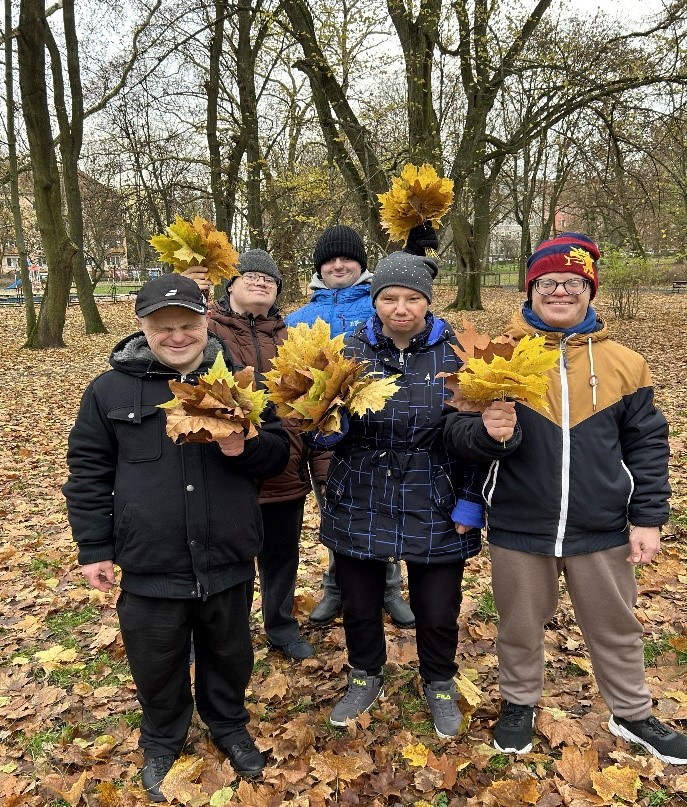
526,232,601,300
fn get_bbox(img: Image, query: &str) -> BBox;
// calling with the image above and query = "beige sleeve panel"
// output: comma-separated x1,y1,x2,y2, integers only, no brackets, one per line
519,339,654,429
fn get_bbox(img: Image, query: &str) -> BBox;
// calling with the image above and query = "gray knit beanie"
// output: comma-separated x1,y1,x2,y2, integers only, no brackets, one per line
313,225,367,274
370,252,437,303
231,248,282,294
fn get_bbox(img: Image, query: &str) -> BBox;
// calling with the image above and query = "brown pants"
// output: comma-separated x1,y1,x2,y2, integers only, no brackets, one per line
490,543,652,720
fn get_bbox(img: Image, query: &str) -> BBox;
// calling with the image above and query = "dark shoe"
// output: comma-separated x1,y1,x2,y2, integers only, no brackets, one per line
424,679,462,739
270,637,315,660
493,701,536,753
609,714,687,764
309,593,342,624
219,737,266,778
384,594,415,628
330,669,384,727
141,753,176,802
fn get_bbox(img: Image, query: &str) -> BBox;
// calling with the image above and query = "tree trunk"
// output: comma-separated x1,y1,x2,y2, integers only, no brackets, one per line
206,0,228,235
5,0,36,336
18,0,76,348
47,0,107,333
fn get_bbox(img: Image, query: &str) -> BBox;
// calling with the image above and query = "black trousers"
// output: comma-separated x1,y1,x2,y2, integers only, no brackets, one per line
117,582,254,756
334,553,465,681
258,497,306,645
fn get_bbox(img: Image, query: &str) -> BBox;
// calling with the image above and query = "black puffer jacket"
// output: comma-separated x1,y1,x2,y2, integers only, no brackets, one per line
319,314,483,565
63,332,290,597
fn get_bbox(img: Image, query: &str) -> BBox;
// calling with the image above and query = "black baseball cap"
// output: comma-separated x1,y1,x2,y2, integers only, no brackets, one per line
135,274,208,318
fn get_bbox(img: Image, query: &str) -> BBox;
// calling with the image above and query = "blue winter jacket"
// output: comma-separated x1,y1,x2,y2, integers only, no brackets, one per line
284,272,374,337
317,313,483,565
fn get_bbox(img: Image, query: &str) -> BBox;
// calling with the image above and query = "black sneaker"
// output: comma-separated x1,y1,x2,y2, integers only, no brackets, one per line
330,669,384,727
141,753,176,802
493,701,535,753
609,715,687,764
269,637,315,660
218,737,266,778
424,679,462,738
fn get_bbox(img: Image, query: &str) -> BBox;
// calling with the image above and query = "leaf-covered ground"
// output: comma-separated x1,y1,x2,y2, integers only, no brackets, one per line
1,288,686,807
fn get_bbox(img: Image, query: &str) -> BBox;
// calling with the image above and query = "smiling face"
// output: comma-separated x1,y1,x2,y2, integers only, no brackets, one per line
319,256,363,289
229,272,279,316
530,272,592,331
374,286,429,347
137,307,208,375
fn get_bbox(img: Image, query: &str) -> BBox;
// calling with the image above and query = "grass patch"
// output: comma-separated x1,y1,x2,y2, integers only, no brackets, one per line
46,607,99,640
639,786,672,806
565,661,590,677
486,753,511,772
29,556,61,576
474,587,499,622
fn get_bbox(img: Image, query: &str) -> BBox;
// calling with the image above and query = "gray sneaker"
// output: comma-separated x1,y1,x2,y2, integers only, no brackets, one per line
330,669,384,727
424,679,462,738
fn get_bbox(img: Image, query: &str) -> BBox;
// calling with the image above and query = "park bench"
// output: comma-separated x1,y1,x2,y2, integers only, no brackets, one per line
672,280,687,293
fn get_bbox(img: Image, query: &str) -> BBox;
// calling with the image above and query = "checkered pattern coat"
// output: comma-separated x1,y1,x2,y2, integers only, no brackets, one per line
319,314,482,564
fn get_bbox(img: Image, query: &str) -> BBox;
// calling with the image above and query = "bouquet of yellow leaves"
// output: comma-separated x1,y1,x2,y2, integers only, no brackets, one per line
438,320,560,411
158,353,268,447
149,215,239,286
263,319,400,436
377,163,454,246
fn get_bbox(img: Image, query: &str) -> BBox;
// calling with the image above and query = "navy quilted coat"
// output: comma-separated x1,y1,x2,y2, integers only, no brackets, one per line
319,314,482,564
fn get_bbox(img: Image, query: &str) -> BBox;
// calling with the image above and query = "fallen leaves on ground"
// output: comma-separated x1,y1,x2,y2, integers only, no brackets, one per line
1,288,686,805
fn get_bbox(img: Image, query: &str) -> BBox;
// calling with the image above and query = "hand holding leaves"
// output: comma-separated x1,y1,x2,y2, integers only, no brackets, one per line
150,215,239,286
158,354,267,444
263,319,400,436
439,319,560,412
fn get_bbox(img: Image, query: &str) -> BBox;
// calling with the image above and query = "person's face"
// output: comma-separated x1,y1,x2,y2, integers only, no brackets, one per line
319,256,363,289
375,286,429,344
229,271,278,315
137,307,208,375
530,272,592,330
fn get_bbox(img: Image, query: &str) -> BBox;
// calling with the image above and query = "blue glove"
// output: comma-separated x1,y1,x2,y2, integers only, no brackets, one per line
309,410,350,447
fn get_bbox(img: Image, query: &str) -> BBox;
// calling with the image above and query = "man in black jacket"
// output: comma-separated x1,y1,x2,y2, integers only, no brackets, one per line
63,274,290,801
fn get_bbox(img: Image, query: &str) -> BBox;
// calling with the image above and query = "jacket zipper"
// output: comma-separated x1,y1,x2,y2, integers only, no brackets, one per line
554,337,571,557
248,315,263,374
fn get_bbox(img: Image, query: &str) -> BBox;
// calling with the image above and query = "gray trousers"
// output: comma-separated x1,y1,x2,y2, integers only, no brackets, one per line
490,543,652,720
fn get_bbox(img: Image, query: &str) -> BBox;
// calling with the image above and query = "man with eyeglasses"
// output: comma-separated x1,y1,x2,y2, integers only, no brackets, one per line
444,232,686,764
184,251,331,663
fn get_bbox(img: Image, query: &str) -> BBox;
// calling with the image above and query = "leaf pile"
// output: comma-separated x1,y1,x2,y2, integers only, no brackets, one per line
377,162,454,245
158,353,267,444
439,318,560,410
149,214,239,286
263,319,400,435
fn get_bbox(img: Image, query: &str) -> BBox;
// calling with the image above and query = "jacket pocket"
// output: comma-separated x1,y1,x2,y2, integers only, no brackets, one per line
324,456,349,514
430,465,456,518
108,406,162,463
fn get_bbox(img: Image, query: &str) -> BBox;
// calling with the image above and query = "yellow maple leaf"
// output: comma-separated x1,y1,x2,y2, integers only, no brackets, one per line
158,353,268,444
378,163,454,245
440,330,559,412
402,742,430,768
33,645,79,673
264,319,399,435
591,764,640,802
150,214,239,285
159,755,206,805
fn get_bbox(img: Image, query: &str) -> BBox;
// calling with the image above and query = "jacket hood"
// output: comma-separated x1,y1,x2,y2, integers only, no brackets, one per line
109,330,223,377
308,269,374,291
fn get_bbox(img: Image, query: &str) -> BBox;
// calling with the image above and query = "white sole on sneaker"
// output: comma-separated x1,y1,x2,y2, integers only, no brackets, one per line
608,716,687,765
493,739,533,754
329,688,384,727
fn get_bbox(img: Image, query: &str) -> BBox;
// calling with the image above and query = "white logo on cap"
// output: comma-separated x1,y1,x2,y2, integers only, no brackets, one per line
165,289,178,297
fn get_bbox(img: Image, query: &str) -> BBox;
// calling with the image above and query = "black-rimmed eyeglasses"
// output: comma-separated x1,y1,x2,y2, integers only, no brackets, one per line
534,278,589,296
